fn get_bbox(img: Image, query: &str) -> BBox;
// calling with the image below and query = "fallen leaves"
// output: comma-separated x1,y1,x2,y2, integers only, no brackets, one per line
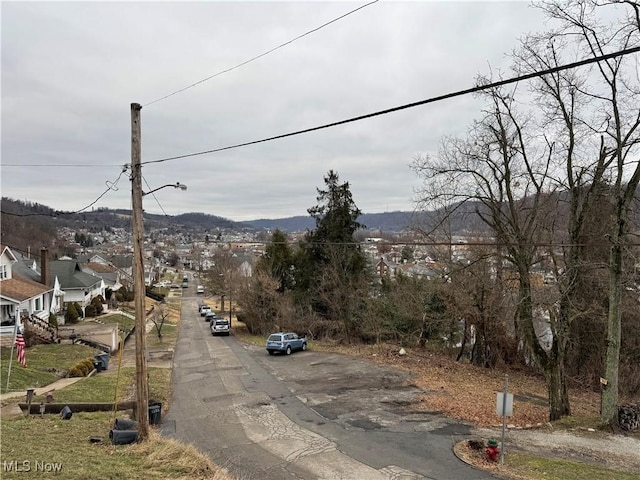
361,345,601,427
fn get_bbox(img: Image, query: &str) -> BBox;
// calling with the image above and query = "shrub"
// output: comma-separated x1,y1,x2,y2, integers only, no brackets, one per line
48,312,58,328
85,305,97,317
65,303,80,324
69,357,96,377
80,358,95,374
116,288,134,302
91,295,105,315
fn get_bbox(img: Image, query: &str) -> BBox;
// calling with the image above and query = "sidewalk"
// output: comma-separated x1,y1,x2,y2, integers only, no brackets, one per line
0,377,85,402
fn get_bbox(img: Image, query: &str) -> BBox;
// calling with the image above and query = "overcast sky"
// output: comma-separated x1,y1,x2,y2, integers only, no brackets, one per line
2,1,549,221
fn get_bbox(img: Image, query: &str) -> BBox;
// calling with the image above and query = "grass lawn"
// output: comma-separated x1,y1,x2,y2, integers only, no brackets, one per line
100,313,135,333
147,300,181,350
506,453,640,480
25,365,172,406
0,412,231,480
1,344,98,394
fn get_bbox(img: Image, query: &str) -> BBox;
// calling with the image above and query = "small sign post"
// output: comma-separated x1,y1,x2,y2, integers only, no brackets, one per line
496,375,513,467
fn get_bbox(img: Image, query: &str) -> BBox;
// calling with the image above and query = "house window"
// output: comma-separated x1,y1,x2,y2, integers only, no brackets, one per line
35,298,42,311
0,264,7,279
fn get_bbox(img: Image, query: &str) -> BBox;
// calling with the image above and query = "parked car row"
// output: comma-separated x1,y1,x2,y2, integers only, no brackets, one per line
197,302,307,356
197,303,230,336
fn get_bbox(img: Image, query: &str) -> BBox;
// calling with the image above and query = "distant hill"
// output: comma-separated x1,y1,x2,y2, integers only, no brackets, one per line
0,197,484,243
245,211,423,233
0,198,253,239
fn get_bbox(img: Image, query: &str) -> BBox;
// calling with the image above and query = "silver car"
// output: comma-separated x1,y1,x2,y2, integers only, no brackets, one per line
210,318,230,336
266,332,307,355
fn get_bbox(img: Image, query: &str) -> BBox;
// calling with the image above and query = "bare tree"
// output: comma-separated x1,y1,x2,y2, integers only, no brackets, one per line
237,272,295,334
536,0,640,426
412,82,570,418
150,305,168,341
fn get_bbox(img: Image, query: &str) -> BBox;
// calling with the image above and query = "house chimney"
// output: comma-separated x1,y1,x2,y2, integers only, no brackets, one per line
41,247,50,287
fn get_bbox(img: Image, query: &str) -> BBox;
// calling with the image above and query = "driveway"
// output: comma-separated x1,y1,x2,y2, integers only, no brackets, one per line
163,297,494,480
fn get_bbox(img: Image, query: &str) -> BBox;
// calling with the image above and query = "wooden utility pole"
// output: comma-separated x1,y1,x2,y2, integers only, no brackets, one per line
131,102,149,440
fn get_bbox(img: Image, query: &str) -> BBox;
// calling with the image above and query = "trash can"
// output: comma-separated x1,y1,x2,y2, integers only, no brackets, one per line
114,418,137,430
95,353,109,371
109,429,138,445
93,360,102,372
60,406,72,420
148,402,162,425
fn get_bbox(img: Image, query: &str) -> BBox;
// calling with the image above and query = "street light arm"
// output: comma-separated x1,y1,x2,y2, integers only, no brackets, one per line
142,182,187,196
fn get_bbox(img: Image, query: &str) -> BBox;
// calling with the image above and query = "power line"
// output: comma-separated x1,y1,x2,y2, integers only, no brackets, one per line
143,0,379,107
142,45,640,166
1,163,125,168
1,165,129,217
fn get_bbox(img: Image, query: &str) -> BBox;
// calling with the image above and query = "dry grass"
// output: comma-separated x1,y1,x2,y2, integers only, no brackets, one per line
454,440,639,480
128,430,234,480
344,344,605,428
0,412,233,480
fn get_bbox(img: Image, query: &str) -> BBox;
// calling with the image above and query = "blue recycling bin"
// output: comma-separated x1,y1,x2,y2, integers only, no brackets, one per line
95,353,109,371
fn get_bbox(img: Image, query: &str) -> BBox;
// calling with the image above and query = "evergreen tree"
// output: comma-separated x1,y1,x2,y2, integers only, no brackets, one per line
256,229,294,292
294,171,369,328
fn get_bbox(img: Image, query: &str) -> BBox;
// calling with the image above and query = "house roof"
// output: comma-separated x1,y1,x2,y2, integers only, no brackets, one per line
0,244,18,262
50,260,101,289
84,262,117,274
0,276,52,302
7,250,43,284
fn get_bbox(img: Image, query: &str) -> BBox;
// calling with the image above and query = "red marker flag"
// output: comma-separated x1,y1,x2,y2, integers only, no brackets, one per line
15,333,27,368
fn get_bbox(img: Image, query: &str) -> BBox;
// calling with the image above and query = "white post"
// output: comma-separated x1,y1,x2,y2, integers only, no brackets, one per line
500,374,509,467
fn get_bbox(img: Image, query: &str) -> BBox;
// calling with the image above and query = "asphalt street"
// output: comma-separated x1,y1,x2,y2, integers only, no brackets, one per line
162,294,495,480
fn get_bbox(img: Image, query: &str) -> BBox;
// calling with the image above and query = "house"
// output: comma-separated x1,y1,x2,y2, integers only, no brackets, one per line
80,256,131,293
0,246,62,343
49,259,105,316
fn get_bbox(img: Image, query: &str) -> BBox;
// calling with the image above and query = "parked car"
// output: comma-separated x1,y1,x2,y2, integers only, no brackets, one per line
266,332,307,355
200,306,211,317
205,312,223,323
210,318,230,336
196,285,205,294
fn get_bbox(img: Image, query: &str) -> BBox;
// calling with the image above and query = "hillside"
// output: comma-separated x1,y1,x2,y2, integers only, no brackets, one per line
246,211,420,233
1,198,431,241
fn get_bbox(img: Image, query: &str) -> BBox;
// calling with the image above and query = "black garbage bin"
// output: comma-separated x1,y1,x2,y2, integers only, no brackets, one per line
114,418,138,430
148,402,162,425
93,360,102,372
110,429,138,445
95,353,109,371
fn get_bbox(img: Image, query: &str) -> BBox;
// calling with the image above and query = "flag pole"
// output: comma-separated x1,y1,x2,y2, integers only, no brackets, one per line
5,314,19,393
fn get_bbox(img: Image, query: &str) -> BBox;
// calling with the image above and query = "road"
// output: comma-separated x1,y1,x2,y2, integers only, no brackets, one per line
162,293,495,480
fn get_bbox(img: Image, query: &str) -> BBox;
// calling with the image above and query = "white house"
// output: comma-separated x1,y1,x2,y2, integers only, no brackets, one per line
0,245,63,338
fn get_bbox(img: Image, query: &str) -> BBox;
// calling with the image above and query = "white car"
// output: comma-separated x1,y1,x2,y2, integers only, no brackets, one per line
196,285,205,294
210,318,230,336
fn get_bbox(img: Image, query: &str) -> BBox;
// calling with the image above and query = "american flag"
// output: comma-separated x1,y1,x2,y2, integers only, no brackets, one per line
15,333,27,368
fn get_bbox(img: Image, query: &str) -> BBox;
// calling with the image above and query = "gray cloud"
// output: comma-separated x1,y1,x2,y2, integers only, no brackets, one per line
2,1,547,221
